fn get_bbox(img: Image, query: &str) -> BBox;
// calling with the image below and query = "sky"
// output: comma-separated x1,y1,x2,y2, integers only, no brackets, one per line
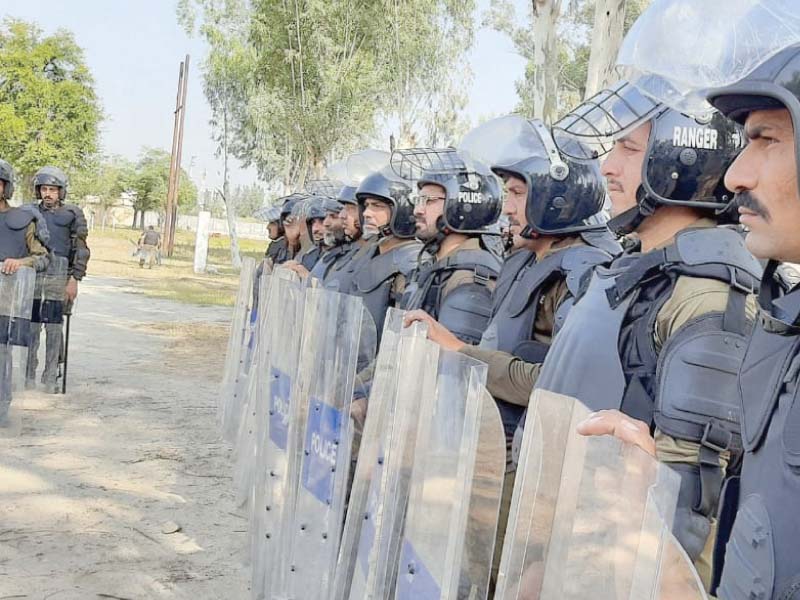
2,0,528,192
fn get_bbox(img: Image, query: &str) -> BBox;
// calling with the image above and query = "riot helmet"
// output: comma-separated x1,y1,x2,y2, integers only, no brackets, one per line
34,166,68,201
254,205,284,239
302,196,328,246
0,159,15,200
553,80,745,234
337,185,358,205
355,168,416,239
390,147,502,239
461,115,608,238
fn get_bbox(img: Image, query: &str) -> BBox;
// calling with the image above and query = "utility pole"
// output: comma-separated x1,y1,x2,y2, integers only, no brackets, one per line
164,54,190,258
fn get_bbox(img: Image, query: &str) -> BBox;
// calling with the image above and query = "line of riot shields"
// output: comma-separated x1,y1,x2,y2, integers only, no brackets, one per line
0,256,71,437
218,259,708,600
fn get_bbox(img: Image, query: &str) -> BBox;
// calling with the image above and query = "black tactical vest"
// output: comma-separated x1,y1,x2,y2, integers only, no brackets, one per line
39,204,78,257
310,243,352,282
300,246,322,271
265,237,288,265
0,208,35,261
531,226,762,560
352,238,421,337
717,265,800,600
401,245,501,345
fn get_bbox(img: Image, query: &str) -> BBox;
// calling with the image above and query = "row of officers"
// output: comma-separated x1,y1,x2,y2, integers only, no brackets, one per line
0,164,90,408
257,45,800,600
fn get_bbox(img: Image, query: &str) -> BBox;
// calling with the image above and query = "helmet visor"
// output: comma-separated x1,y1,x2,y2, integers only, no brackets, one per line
459,115,550,169
254,205,282,223
616,0,800,115
327,149,390,186
553,81,662,160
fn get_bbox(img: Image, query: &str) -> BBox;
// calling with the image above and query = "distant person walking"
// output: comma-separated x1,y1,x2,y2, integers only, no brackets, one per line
137,226,161,269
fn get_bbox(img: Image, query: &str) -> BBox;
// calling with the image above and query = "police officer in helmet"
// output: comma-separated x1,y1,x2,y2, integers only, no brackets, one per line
397,147,503,344
524,80,760,588
27,166,90,393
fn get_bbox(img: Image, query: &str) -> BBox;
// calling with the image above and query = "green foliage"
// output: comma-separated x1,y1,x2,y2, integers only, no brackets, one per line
129,148,197,215
179,0,476,191
487,0,651,118
70,155,135,208
0,18,102,187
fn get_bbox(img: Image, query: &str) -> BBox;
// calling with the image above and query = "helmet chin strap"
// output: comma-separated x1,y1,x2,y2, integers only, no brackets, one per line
421,217,450,256
606,186,657,236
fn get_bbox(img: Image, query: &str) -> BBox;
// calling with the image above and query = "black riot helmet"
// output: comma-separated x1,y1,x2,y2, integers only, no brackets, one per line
254,204,284,237
707,44,800,198
0,159,15,200
460,115,609,237
34,166,68,201
303,196,328,243
279,193,307,224
553,80,746,234
337,185,358,206
390,147,502,236
355,168,416,239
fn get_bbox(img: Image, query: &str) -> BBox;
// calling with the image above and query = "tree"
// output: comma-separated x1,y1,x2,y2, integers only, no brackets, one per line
70,155,135,230
0,18,102,192
487,0,651,120
129,148,196,229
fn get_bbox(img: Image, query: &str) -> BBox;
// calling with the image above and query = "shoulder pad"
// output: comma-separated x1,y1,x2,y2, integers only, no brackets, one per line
579,228,623,256
674,227,763,280
438,280,494,345
448,248,503,276
560,246,616,297
356,242,421,292
5,206,35,231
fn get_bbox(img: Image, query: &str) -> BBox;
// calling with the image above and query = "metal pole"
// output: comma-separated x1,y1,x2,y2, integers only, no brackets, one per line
168,54,190,257
165,60,184,250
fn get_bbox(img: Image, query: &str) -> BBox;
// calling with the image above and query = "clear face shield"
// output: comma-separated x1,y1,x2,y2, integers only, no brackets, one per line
552,80,663,160
615,0,800,116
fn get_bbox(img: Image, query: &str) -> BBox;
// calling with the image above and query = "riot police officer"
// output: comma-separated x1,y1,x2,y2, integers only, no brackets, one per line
397,148,503,344
0,159,48,422
261,205,287,267
26,166,90,393
403,118,620,582
320,184,372,293
349,168,422,337
307,197,352,282
523,81,760,588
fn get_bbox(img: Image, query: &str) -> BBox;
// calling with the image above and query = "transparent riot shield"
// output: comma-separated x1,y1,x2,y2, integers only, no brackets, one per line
219,256,256,439
27,255,69,392
494,389,683,600
332,309,438,600
655,533,708,600
232,265,274,510
394,358,506,600
250,269,305,600
0,267,36,436
263,287,378,600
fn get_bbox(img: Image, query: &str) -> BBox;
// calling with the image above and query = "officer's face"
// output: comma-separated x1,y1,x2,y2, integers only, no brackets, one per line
267,222,281,240
414,183,446,241
502,175,530,248
362,197,391,235
310,218,325,242
40,184,60,208
284,217,302,244
340,204,361,239
323,211,343,235
602,121,651,217
725,108,800,262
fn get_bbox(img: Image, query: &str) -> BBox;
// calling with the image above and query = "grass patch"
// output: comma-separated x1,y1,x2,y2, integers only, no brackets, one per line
87,225,265,306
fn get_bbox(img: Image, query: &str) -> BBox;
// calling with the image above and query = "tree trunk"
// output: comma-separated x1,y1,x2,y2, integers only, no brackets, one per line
584,0,627,98
222,111,242,270
531,0,562,123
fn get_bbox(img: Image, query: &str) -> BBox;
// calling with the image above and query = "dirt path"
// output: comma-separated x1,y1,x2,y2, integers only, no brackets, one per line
0,277,250,600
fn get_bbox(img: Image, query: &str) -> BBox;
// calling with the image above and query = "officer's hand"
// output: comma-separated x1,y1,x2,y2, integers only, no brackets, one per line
286,263,310,279
403,310,464,352
65,277,78,302
576,409,656,457
350,397,368,431
1,258,22,275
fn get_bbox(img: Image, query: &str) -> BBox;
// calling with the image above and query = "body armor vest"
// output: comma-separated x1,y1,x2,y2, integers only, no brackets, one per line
481,232,620,443
310,243,352,282
39,204,79,257
0,209,34,261
353,239,421,337
266,237,289,265
717,267,800,600
322,243,370,294
401,245,501,345
300,246,322,271
530,226,762,560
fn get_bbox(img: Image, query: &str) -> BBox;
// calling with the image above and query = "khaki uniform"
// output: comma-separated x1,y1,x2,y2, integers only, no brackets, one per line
465,219,756,588
20,222,49,270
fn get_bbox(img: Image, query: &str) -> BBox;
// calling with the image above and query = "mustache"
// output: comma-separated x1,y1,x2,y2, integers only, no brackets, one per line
732,191,771,221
